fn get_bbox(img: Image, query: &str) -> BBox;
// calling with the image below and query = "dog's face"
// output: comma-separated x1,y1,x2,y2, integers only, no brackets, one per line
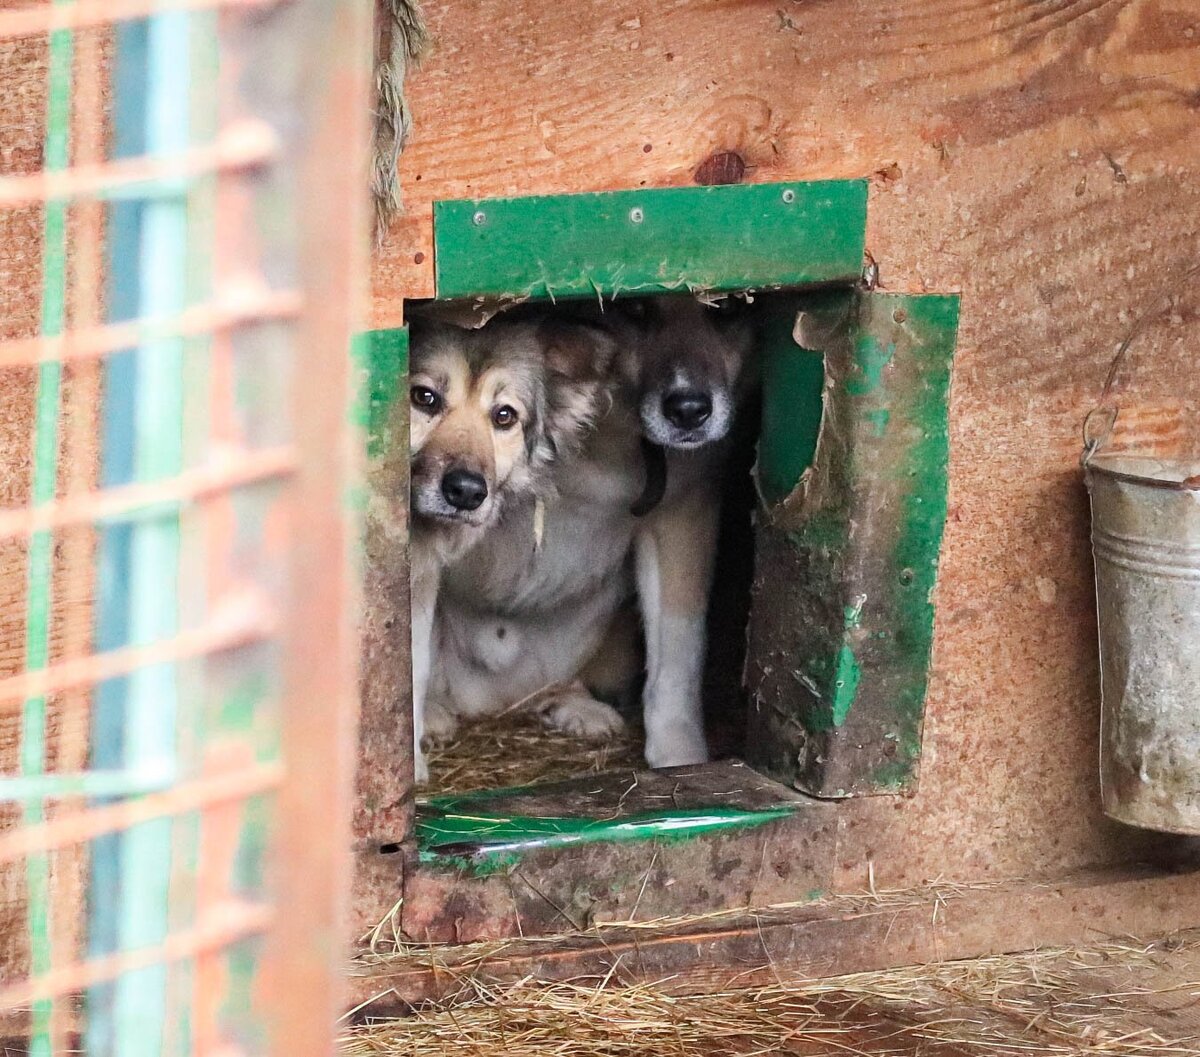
408,318,614,530
619,297,756,450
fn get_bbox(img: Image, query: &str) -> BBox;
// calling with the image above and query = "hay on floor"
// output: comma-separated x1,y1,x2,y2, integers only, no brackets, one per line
342,932,1200,1057
422,702,645,796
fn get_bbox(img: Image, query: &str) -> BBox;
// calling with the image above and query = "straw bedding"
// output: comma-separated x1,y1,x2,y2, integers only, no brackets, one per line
343,931,1200,1056
422,701,645,796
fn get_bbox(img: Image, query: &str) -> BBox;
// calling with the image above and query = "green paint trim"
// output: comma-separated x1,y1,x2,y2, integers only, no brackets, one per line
23,13,75,1055
434,180,868,301
352,326,408,458
877,293,958,786
747,290,959,796
417,805,796,872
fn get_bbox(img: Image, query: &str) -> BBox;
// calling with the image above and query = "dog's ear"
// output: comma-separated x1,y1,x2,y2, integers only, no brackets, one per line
538,320,617,381
535,322,617,461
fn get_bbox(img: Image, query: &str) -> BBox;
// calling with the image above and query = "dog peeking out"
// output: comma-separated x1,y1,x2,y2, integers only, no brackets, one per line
428,296,758,772
407,317,616,782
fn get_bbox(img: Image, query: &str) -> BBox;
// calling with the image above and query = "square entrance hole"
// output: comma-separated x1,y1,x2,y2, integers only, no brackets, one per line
408,292,797,798
359,182,956,937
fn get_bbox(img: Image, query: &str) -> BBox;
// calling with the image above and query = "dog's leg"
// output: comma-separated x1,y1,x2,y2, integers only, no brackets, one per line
409,560,439,784
578,603,643,710
635,487,718,767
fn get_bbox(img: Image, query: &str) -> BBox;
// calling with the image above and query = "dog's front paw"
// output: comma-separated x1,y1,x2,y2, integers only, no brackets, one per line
541,685,626,740
414,747,430,785
645,729,709,769
422,700,460,744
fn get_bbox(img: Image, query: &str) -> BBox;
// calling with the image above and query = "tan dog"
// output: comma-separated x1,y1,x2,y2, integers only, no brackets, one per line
429,296,757,768
407,317,615,781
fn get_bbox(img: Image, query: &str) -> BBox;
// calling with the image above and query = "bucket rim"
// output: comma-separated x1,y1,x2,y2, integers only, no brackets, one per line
1086,453,1200,492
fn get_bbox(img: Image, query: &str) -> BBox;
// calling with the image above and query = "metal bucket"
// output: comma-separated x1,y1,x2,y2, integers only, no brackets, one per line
1086,454,1200,834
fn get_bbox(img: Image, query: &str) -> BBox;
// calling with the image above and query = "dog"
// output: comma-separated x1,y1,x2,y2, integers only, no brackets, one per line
407,316,616,781
427,295,757,768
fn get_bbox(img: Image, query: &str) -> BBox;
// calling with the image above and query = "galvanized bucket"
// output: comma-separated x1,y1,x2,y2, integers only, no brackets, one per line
1085,454,1200,834
1083,269,1200,834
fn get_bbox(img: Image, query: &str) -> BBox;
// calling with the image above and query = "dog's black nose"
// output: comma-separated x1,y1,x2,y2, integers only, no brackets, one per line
441,469,488,511
662,390,712,430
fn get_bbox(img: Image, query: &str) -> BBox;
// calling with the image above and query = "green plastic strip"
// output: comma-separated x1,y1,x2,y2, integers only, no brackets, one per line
434,180,868,301
22,8,75,1054
416,804,795,871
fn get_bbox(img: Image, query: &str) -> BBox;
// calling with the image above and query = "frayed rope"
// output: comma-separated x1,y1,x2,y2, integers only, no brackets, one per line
371,0,428,245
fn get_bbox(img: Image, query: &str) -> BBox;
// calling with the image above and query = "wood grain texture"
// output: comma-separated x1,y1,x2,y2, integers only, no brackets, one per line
350,864,1200,1009
373,0,1200,892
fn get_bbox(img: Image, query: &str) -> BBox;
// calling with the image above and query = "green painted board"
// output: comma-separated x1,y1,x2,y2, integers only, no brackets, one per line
351,326,408,459
434,180,868,301
745,290,959,798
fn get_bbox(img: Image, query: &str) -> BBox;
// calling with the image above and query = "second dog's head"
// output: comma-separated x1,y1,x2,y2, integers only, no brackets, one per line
617,297,757,450
408,317,615,531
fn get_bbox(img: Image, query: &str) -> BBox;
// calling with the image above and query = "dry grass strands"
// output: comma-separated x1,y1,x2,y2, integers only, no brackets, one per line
343,933,1200,1057
422,704,644,797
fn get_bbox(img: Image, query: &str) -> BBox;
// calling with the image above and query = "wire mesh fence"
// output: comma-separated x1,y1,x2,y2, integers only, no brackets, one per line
0,2,370,1054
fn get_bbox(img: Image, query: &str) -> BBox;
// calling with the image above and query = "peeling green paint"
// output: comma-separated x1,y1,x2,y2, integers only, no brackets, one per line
829,643,861,727
416,804,796,873
747,291,958,797
847,337,895,396
865,408,890,437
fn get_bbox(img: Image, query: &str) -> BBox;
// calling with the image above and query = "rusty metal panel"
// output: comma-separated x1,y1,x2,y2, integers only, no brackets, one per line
746,291,959,798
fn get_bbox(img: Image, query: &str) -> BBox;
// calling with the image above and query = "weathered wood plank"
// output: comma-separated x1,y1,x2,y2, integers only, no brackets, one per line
349,864,1200,1011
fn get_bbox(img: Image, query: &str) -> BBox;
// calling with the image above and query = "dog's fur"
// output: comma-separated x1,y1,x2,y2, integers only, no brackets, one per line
408,317,615,781
428,296,756,769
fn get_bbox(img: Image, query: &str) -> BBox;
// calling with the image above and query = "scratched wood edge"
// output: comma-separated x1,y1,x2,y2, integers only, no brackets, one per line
345,862,1200,1012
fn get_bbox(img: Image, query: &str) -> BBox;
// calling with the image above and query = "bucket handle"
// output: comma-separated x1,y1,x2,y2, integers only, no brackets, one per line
1081,261,1200,466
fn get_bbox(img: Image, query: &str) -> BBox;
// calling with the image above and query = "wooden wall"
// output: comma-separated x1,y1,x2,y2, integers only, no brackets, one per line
373,0,1200,890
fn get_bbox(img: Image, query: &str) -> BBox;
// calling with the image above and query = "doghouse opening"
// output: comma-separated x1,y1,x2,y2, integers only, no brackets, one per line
359,181,956,919
407,293,798,797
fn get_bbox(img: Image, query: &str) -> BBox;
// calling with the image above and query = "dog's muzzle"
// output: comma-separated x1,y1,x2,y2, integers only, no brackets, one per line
640,384,731,450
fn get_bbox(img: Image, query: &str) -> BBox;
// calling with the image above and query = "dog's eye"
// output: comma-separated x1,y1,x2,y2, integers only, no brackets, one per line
491,405,519,430
410,385,441,413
